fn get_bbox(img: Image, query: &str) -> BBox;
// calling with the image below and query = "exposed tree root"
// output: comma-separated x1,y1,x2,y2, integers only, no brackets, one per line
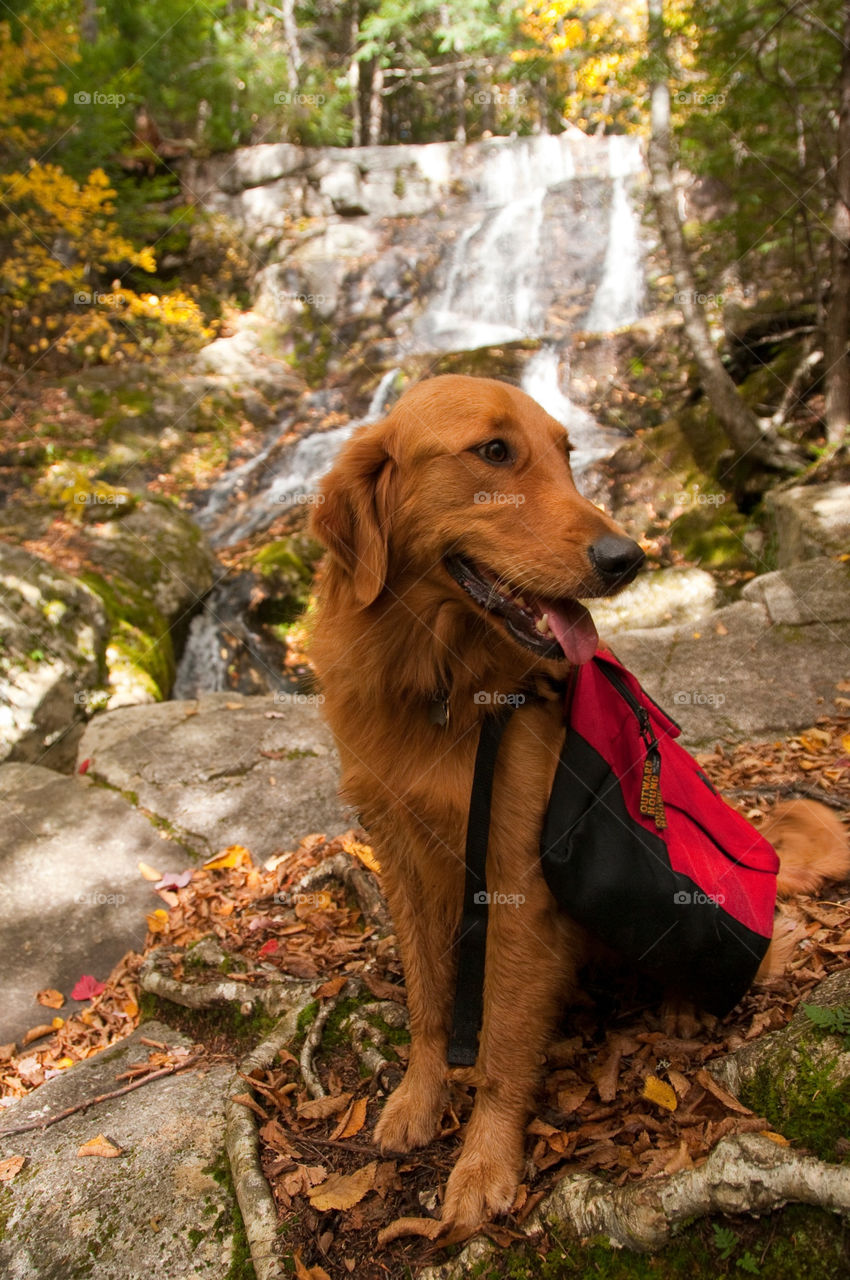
300,989,345,1099
420,1134,850,1279
292,852,390,931
225,996,319,1280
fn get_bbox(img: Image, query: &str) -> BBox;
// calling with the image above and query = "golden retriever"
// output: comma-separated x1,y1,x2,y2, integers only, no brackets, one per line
309,373,849,1232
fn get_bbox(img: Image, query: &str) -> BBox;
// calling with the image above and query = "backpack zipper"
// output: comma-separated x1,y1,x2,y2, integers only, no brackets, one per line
597,662,667,830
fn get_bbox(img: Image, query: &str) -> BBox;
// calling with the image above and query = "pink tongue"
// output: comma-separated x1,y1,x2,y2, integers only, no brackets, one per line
545,599,599,665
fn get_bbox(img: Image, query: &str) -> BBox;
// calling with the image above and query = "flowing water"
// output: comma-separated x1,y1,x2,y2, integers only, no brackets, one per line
176,133,646,693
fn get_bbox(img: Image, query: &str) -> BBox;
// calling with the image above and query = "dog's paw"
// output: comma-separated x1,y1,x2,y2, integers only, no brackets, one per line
374,1076,444,1153
441,1144,521,1233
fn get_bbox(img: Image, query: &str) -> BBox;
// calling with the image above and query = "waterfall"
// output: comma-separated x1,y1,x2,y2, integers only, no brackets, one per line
520,348,627,475
585,136,644,332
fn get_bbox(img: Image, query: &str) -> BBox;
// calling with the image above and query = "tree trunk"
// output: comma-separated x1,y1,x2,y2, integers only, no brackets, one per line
280,0,302,92
646,0,797,469
349,7,362,147
824,1,850,447
368,63,384,146
454,70,466,143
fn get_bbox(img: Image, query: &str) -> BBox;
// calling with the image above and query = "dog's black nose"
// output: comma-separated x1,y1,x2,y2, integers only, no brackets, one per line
588,535,645,584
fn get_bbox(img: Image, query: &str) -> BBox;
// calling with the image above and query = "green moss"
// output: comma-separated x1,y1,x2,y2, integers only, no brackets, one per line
139,991,277,1046
469,1204,848,1278
79,569,174,698
669,505,756,569
202,1153,257,1280
740,1050,850,1163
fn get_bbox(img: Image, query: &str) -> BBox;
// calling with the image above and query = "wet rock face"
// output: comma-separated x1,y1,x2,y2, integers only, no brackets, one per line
0,542,109,770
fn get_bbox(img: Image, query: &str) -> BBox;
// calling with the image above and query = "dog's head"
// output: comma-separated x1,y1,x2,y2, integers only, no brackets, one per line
312,374,643,665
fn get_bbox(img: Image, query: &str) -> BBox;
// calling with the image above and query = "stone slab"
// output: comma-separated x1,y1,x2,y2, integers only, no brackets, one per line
78,691,350,861
0,1021,236,1280
0,764,175,1043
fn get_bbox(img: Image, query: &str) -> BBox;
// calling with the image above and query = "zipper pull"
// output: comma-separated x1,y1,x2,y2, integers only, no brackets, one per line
639,739,667,830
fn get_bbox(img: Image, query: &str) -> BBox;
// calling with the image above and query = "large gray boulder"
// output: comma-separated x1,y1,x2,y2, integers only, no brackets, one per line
765,482,850,566
0,763,175,1043
614,558,850,746
77,692,349,861
0,1021,237,1280
0,542,108,770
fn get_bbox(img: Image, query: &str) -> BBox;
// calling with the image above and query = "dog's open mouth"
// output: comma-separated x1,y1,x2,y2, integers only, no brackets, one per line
445,554,598,664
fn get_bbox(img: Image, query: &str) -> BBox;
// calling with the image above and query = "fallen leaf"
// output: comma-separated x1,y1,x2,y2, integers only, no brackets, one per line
0,1156,26,1181
695,1069,752,1114
761,1130,790,1145
293,1251,331,1280
258,939,279,957
308,1160,378,1211
77,1134,123,1158
36,988,64,1010
297,1092,352,1121
155,870,193,890
138,861,163,882
232,1092,269,1120
341,836,381,874
71,975,105,1001
315,975,347,999
204,845,251,871
642,1075,678,1112
20,1024,54,1045
330,1096,368,1141
78,758,91,775
145,909,170,934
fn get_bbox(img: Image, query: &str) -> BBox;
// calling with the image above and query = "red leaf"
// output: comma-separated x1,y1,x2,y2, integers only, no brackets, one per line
258,939,279,957
71,975,105,1000
78,758,91,775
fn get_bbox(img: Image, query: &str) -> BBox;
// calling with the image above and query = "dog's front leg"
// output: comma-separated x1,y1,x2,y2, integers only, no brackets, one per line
442,877,576,1231
374,844,462,1153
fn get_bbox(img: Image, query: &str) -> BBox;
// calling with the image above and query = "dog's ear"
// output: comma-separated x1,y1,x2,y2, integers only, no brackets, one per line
311,424,397,607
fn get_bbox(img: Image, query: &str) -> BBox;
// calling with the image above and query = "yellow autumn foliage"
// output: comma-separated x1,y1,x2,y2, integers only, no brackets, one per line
0,20,214,369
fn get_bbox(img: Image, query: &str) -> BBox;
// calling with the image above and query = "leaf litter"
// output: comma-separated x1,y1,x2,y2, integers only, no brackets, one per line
0,715,847,1277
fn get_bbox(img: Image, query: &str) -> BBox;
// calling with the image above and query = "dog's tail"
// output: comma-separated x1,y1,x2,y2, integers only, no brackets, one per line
755,799,849,982
764,799,850,897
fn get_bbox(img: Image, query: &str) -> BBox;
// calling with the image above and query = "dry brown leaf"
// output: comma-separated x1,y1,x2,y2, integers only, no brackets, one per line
557,1082,593,1115
138,861,163,882
36,988,64,1010
308,1161,378,1211
761,1130,790,1145
297,1092,352,1121
22,1024,54,1045
667,1069,691,1099
314,975,347,999
77,1134,123,1158
293,1250,331,1280
232,1092,269,1120
642,1075,678,1112
695,1069,752,1114
0,1155,26,1181
330,1096,368,1141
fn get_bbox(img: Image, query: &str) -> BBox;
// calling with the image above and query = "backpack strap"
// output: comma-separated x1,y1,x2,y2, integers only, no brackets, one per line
447,706,515,1066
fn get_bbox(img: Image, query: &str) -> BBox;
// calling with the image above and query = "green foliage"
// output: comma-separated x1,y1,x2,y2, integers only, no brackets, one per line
802,1003,850,1050
740,1049,850,1164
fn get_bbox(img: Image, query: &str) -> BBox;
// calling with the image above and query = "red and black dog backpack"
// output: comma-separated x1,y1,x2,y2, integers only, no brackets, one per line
540,649,780,1016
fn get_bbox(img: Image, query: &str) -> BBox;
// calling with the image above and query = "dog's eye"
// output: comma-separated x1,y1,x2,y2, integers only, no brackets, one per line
475,438,512,465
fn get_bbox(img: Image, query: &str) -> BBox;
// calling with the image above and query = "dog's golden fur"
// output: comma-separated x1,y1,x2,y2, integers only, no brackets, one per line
309,373,850,1231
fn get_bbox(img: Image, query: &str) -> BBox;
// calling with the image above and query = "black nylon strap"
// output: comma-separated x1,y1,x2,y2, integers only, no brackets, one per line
447,707,515,1066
